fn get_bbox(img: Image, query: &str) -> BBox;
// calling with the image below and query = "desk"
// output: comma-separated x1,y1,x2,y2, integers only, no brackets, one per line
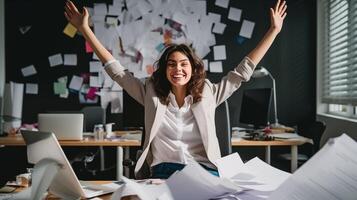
0,131,141,180
232,137,311,172
7,181,139,200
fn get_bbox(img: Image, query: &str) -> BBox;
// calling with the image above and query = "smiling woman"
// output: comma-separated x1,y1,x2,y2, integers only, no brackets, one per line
152,44,205,107
64,0,287,179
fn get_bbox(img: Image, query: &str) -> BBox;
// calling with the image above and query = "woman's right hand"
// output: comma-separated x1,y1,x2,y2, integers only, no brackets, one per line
64,1,89,31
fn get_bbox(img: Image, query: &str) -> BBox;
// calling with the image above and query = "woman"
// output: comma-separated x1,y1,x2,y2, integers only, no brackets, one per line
64,0,287,179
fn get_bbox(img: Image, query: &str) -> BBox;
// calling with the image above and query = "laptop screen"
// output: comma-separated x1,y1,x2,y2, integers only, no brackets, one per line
38,113,84,140
21,130,87,198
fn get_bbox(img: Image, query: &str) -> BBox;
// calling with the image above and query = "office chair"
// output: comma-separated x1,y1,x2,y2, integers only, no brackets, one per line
80,106,106,132
215,100,232,157
70,106,109,179
278,120,326,165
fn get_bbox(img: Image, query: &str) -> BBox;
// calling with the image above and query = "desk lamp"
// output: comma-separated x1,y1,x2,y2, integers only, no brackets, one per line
252,67,282,128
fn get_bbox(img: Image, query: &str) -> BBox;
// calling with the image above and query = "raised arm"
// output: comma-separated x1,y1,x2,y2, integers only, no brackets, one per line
64,1,114,64
247,0,287,65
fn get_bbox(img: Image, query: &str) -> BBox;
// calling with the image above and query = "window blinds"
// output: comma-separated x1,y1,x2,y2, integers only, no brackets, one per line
321,0,357,105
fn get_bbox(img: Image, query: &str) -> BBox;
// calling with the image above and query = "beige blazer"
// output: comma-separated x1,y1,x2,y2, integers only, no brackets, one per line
105,57,255,176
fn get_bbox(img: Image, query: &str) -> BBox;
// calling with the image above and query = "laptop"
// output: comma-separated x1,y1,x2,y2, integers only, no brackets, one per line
38,113,84,140
20,130,122,199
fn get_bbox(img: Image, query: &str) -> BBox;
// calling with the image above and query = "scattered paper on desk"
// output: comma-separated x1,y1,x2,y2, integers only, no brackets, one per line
63,23,77,38
209,61,223,73
63,54,77,66
111,177,173,200
166,161,242,200
25,83,38,95
270,133,301,139
239,20,255,39
268,134,357,200
213,45,226,60
215,152,244,179
215,0,230,8
69,75,83,91
21,65,37,77
90,61,102,72
228,7,242,22
48,53,63,67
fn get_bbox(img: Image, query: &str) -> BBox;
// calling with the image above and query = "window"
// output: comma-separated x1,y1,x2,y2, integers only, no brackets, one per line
318,0,357,119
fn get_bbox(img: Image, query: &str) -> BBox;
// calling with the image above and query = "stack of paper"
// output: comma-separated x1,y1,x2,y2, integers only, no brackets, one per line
268,133,357,200
216,153,291,199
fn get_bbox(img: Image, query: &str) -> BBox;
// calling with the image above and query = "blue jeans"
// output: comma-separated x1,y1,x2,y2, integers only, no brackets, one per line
151,162,219,179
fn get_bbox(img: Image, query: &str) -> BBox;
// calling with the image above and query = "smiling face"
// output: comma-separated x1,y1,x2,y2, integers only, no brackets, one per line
166,51,192,91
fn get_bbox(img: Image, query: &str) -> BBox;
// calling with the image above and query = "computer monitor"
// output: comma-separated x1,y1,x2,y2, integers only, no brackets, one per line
239,88,272,129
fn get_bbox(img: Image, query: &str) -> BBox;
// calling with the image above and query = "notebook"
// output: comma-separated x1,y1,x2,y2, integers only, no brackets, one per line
38,113,84,140
20,130,122,199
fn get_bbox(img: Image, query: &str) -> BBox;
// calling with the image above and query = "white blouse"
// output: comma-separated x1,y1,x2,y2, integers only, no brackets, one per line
151,92,214,169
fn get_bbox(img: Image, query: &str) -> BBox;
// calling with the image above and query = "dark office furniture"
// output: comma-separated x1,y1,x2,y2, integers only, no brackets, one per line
278,120,326,165
215,100,232,157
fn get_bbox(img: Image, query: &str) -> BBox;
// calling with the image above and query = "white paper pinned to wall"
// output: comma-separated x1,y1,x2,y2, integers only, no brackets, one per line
48,53,63,67
239,20,255,39
21,65,37,77
228,7,242,22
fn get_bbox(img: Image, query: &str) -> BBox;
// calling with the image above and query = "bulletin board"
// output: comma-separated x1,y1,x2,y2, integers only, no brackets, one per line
5,0,317,127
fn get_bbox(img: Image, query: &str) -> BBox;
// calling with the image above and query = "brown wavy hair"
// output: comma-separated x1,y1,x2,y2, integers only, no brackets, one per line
151,43,206,104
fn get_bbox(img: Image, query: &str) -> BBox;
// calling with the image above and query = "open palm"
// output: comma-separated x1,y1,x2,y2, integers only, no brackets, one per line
64,1,89,30
270,0,287,33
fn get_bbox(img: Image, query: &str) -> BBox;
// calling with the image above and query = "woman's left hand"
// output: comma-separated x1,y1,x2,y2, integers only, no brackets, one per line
270,0,287,34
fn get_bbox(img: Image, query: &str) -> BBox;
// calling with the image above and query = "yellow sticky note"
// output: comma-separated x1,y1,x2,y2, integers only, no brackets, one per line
63,23,77,38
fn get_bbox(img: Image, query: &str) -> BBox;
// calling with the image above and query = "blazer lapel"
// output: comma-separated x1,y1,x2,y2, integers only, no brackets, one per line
135,100,166,174
149,101,166,142
191,102,209,151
